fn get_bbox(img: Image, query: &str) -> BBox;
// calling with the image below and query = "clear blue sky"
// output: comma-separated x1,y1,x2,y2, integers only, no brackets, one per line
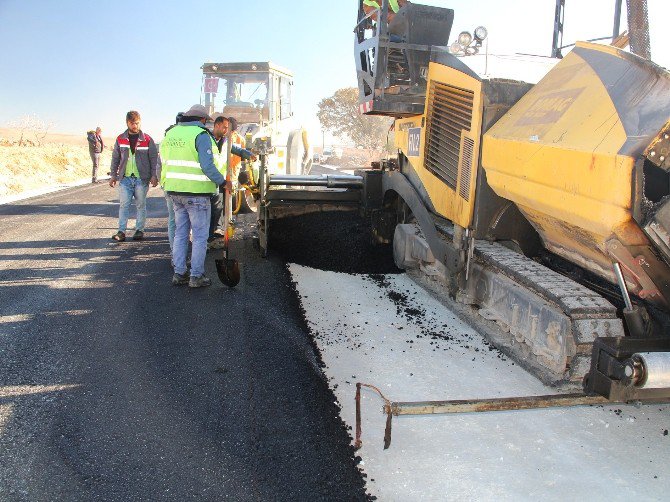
0,0,668,141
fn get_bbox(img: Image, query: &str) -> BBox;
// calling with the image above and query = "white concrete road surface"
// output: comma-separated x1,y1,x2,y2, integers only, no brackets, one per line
290,264,670,501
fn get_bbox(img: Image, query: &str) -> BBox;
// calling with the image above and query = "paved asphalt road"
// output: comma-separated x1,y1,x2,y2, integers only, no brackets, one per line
0,183,368,501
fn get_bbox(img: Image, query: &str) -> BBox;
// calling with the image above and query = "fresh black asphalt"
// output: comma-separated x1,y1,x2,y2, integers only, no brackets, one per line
0,183,369,501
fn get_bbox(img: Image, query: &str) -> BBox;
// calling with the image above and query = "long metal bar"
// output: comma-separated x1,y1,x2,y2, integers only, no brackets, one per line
558,35,621,51
356,383,614,450
613,262,634,310
224,127,233,249
613,0,623,41
551,0,565,58
265,190,361,203
389,393,609,416
269,174,364,188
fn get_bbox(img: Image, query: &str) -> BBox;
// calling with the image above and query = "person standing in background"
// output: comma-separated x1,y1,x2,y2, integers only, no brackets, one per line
87,127,104,183
109,111,159,242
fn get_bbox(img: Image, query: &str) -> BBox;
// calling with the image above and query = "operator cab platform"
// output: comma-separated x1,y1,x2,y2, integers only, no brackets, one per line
354,0,454,117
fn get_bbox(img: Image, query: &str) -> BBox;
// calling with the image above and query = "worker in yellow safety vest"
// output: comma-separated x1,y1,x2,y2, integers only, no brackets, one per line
207,115,255,247
160,104,226,288
362,0,407,23
227,116,245,180
209,116,230,243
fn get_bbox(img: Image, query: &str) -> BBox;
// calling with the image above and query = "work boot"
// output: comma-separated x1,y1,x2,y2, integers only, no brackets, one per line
208,237,225,250
112,231,125,242
188,275,212,288
132,230,144,241
172,272,189,286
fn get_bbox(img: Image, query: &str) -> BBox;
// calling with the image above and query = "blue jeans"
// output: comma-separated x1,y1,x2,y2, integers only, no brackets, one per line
118,176,149,233
163,189,176,251
209,193,224,238
170,194,211,278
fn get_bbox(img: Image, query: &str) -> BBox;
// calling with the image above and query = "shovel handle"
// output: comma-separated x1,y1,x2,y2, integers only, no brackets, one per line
224,129,233,248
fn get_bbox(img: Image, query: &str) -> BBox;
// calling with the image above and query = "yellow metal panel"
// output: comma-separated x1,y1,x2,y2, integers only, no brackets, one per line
394,116,422,151
396,62,483,228
482,43,631,272
484,148,633,235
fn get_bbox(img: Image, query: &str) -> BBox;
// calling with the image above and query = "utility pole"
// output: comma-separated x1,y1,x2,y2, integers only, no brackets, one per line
612,0,623,42
551,0,565,58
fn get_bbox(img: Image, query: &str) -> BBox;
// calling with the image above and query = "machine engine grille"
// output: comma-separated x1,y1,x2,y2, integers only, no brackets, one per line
424,81,474,190
459,137,474,201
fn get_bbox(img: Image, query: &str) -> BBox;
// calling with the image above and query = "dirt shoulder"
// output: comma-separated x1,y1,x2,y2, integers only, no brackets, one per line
0,127,115,147
0,128,113,198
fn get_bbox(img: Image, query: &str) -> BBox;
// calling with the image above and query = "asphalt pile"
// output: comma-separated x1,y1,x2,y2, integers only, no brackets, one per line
269,211,400,274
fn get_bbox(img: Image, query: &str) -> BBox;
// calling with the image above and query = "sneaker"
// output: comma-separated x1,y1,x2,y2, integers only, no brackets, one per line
172,272,189,286
112,231,125,242
188,275,212,288
133,230,144,241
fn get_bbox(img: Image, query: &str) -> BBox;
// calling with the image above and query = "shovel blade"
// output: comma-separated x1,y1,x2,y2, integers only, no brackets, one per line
215,258,240,287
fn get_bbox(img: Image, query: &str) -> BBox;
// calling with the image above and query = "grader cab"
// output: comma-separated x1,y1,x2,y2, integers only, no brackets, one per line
200,62,311,176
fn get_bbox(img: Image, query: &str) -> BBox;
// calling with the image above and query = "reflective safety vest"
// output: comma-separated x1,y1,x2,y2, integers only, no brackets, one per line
229,132,245,172
213,141,227,176
160,125,218,194
363,0,399,13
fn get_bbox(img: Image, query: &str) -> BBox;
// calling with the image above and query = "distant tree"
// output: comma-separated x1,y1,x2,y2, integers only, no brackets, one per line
32,117,53,147
7,114,54,146
7,115,32,147
317,87,393,157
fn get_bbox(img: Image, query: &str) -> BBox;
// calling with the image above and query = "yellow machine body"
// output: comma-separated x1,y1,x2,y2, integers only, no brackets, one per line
484,43,632,276
482,42,670,305
358,1,670,378
394,63,484,229
393,41,670,307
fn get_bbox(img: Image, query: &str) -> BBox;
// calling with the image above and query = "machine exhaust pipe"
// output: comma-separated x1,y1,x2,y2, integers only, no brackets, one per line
626,0,651,60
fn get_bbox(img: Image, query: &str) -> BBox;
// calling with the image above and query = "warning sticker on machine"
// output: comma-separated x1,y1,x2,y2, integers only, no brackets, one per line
408,127,421,157
515,87,585,126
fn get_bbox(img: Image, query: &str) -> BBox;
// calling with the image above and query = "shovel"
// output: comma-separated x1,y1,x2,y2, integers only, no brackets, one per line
215,128,240,287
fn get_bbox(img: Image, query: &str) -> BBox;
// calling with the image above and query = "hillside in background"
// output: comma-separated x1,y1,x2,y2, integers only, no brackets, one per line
0,127,384,199
0,128,113,198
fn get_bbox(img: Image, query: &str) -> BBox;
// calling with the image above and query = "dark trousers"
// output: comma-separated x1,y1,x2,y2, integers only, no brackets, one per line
209,193,224,238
